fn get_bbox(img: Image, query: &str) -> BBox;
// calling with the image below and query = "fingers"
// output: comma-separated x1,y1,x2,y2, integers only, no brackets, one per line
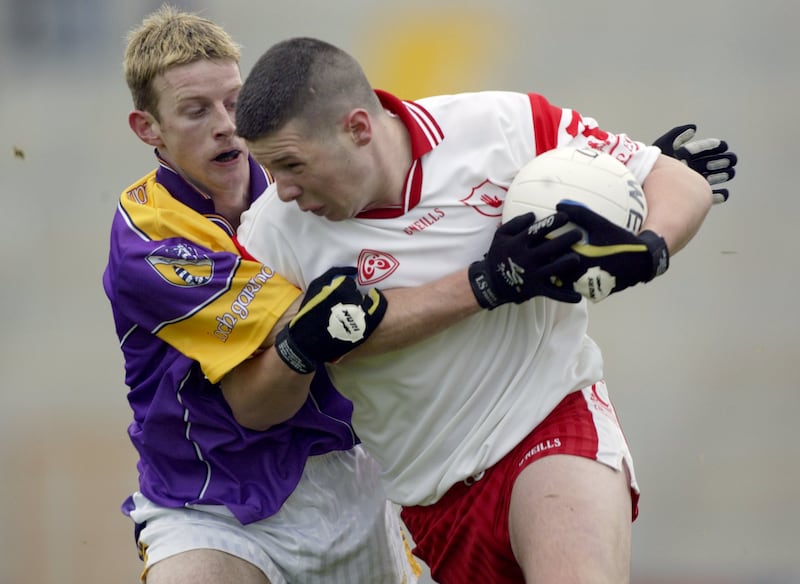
305,266,359,297
681,137,724,156
707,168,736,184
712,189,729,204
669,124,697,150
315,266,358,280
307,266,358,291
682,152,737,177
533,252,583,304
542,284,583,304
295,274,358,322
527,211,570,238
555,201,613,229
534,224,583,254
500,211,538,235
652,124,696,153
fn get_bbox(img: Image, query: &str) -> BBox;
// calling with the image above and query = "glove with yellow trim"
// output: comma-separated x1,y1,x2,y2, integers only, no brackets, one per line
555,202,669,303
275,267,387,374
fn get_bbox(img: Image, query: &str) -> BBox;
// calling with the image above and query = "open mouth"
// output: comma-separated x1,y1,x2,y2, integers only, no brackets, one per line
213,149,241,163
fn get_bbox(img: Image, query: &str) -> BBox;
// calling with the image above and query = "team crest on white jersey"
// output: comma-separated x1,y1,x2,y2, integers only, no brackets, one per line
357,249,399,285
146,243,214,287
459,179,506,218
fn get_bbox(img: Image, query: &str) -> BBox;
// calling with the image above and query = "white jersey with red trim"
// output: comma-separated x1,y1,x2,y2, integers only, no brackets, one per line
237,90,660,506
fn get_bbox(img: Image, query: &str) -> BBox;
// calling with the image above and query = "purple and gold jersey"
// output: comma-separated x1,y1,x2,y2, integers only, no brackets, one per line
103,153,358,524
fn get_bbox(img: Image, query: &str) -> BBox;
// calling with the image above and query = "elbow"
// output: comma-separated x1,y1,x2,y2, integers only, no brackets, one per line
228,394,306,431
221,382,308,432
219,350,313,431
231,410,275,433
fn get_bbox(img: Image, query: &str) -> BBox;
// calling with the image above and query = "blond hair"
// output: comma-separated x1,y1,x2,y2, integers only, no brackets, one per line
124,5,241,117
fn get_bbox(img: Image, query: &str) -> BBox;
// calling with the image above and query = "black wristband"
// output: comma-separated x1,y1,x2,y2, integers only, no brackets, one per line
639,230,669,281
468,260,500,309
274,328,317,374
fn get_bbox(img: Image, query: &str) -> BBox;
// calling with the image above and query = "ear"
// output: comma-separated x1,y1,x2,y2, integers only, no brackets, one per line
345,109,372,147
129,110,164,147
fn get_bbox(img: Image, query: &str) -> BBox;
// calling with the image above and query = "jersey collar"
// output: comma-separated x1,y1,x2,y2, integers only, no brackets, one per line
355,90,444,219
153,150,271,235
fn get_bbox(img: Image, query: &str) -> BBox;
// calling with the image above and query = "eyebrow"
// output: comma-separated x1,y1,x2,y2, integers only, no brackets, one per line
255,148,302,167
268,154,296,165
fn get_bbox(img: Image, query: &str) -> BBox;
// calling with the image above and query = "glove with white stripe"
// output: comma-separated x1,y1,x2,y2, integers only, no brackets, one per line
653,123,738,204
469,211,584,308
555,202,669,303
275,267,387,374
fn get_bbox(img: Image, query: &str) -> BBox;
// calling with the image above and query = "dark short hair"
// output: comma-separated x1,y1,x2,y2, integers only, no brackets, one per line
236,37,380,140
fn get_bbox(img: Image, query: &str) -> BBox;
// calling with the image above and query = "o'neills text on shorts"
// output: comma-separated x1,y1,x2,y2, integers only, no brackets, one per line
518,438,562,467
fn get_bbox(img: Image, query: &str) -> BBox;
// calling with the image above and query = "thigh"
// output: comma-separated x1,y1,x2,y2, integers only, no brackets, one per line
130,492,286,584
262,446,420,583
508,454,632,584
131,446,418,584
402,384,638,584
146,549,270,584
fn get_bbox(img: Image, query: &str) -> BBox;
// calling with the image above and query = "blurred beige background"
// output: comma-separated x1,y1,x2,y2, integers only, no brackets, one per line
1,1,797,583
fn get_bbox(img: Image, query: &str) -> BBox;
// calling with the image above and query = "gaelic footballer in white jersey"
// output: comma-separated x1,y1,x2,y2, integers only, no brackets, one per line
238,89,659,506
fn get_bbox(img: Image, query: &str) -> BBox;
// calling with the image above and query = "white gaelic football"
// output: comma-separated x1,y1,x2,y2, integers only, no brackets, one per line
502,146,649,303
502,146,647,233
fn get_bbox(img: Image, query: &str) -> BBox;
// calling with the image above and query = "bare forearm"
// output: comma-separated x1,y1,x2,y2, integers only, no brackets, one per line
220,348,311,430
344,268,481,359
642,155,713,254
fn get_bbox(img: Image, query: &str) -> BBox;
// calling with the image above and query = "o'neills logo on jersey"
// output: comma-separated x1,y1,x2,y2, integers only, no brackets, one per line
146,243,213,287
404,208,445,235
357,249,399,286
459,179,506,218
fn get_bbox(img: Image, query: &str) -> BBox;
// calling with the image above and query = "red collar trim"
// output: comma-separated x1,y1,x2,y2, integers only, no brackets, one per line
355,91,444,219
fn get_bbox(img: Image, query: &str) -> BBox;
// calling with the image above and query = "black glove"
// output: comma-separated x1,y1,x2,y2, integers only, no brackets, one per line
555,202,669,302
469,212,584,308
653,123,738,204
275,267,387,374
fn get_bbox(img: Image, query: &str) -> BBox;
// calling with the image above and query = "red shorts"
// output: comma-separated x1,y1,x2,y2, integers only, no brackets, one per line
401,382,639,584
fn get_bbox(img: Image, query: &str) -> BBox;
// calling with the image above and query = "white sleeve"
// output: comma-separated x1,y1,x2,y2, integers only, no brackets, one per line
237,184,304,286
552,108,660,184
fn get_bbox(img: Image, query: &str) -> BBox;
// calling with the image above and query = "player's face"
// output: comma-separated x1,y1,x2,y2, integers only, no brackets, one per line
247,120,382,222
149,59,249,199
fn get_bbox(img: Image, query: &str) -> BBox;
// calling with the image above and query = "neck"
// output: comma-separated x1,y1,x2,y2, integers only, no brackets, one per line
211,189,250,229
383,114,413,202
158,150,251,228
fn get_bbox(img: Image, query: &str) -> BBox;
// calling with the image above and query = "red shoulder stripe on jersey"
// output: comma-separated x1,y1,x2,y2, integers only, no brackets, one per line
528,93,563,155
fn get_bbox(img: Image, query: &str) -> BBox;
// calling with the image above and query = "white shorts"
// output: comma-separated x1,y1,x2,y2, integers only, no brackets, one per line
129,445,419,583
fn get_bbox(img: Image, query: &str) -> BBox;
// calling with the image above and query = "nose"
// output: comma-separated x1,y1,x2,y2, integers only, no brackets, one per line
274,175,302,202
213,104,236,137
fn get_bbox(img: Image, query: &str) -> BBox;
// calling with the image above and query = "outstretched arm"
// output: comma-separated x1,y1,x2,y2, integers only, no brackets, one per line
640,154,713,255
